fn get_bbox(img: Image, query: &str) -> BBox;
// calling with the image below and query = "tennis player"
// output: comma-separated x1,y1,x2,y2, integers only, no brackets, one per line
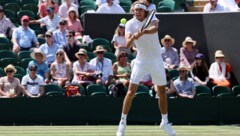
116,1,176,136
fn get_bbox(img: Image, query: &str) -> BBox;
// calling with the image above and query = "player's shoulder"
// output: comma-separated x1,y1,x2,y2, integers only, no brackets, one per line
126,18,136,26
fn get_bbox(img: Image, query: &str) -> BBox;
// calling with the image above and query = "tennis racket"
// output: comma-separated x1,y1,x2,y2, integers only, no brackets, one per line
141,10,155,31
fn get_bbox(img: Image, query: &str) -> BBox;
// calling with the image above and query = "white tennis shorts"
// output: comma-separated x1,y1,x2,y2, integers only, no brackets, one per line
130,60,167,86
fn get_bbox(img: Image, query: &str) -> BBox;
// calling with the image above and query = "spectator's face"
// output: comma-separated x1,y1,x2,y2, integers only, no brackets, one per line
0,10,4,19
59,22,66,30
210,0,218,6
5,69,14,77
107,0,113,4
196,59,202,65
66,33,74,42
56,52,64,61
179,70,187,78
45,34,53,42
29,67,37,75
185,42,193,48
216,57,224,63
21,19,29,27
69,11,75,18
119,53,128,62
96,51,104,59
78,54,87,61
135,8,146,21
163,39,172,47
35,53,43,62
118,27,125,34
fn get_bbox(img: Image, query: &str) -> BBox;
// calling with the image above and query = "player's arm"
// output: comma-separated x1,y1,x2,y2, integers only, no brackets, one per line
125,33,134,49
143,20,159,34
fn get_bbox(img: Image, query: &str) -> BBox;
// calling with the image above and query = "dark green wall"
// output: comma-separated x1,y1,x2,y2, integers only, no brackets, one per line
1,97,240,125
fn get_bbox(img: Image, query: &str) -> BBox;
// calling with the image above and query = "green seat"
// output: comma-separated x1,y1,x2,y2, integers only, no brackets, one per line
232,85,240,97
92,38,111,52
4,3,21,15
212,86,232,97
135,84,151,97
21,4,38,14
157,6,173,12
77,85,86,96
13,74,23,82
81,46,92,52
4,10,17,23
20,0,38,7
157,0,175,12
195,85,212,97
18,50,32,61
87,51,96,61
20,58,33,70
173,0,186,11
169,69,179,79
0,58,19,68
79,5,96,15
86,84,107,96
79,0,96,8
0,67,5,77
121,5,131,13
44,84,64,96
0,50,16,60
38,37,46,45
0,37,11,49
127,53,136,62
1,0,20,5
17,10,37,23
14,66,26,75
104,52,116,63
153,0,164,7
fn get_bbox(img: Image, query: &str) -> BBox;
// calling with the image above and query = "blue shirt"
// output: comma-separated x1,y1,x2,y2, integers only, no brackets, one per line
39,43,59,65
12,26,38,48
27,60,49,79
174,77,195,95
53,29,67,48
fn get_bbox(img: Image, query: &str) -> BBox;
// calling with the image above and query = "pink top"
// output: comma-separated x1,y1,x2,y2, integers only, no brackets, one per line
39,3,59,17
66,18,84,35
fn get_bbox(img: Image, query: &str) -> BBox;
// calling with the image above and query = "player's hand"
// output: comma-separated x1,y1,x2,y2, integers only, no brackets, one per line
133,30,144,40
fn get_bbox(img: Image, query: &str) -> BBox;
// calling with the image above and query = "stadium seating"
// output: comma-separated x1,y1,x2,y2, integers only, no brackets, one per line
4,3,21,15
104,52,116,63
86,51,96,61
14,66,26,75
0,50,16,60
20,0,38,7
0,67,5,77
169,69,179,79
0,37,12,50
17,10,37,23
157,0,175,12
127,53,136,62
86,84,107,96
21,4,38,13
13,74,23,82
0,58,19,68
38,37,46,45
4,10,17,24
18,50,32,61
1,0,20,6
232,85,240,97
212,86,232,97
173,0,186,12
195,85,212,97
153,0,164,7
44,84,64,96
135,84,151,97
20,58,33,69
92,38,112,52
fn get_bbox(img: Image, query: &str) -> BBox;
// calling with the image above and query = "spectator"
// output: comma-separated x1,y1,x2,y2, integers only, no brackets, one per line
28,49,49,82
113,52,131,88
180,36,198,68
96,0,125,13
174,65,196,99
58,0,78,18
90,46,114,86
66,7,83,37
161,35,179,69
39,31,59,66
190,53,210,86
219,0,239,11
50,49,71,87
31,6,61,32
0,5,15,38
112,18,130,56
53,19,68,48
12,15,39,53
96,0,119,8
203,0,230,12
63,30,81,64
61,0,78,6
38,0,58,18
21,64,45,98
72,48,96,87
209,50,231,87
0,65,20,98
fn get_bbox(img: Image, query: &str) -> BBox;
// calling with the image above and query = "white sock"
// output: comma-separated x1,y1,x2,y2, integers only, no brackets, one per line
120,113,127,122
161,114,168,123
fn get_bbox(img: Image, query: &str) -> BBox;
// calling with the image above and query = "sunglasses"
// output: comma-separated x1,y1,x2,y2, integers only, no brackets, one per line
23,20,29,23
60,23,66,25
121,53,128,57
78,54,86,56
45,35,52,38
29,69,37,71
57,53,63,56
165,39,171,42
6,70,14,73
66,35,73,38
97,51,104,54
179,70,187,73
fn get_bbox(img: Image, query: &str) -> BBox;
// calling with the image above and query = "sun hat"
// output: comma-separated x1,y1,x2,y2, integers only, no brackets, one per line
215,50,225,58
30,49,46,61
75,48,88,59
178,64,189,71
4,64,17,73
161,35,175,46
93,46,107,54
182,36,196,47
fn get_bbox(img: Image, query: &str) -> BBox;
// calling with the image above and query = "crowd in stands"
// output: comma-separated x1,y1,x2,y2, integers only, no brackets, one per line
0,0,239,98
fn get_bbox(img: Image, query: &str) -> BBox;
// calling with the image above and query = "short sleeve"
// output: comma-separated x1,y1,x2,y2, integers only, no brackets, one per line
190,78,196,90
39,76,45,86
21,76,27,86
12,28,18,39
125,21,133,35
0,78,3,86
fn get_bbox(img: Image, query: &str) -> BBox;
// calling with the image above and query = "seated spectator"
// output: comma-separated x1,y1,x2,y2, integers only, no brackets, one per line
113,52,131,88
0,5,15,38
203,0,230,12
21,64,45,98
31,6,60,32
96,0,119,8
0,65,20,98
66,7,83,37
59,0,78,18
50,49,71,87
72,49,96,87
61,0,78,6
38,0,58,18
112,18,130,56
219,0,239,11
63,30,81,64
28,49,49,82
190,53,210,86
161,35,179,70
180,36,198,68
53,19,68,48
174,65,196,99
96,0,125,13
90,46,114,86
39,31,59,66
12,16,39,53
146,0,156,11
209,50,231,87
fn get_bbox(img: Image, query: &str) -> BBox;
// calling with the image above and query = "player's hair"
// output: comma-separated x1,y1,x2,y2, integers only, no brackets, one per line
135,0,149,17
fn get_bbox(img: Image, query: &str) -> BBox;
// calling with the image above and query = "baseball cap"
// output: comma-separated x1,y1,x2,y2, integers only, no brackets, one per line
28,63,38,69
45,31,53,36
47,6,54,13
195,53,204,59
21,15,30,22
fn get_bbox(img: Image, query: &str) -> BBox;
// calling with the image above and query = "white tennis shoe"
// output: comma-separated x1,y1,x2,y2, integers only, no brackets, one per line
160,122,176,136
116,121,126,136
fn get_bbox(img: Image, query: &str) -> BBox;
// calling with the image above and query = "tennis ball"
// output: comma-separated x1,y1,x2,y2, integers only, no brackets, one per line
120,18,127,24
